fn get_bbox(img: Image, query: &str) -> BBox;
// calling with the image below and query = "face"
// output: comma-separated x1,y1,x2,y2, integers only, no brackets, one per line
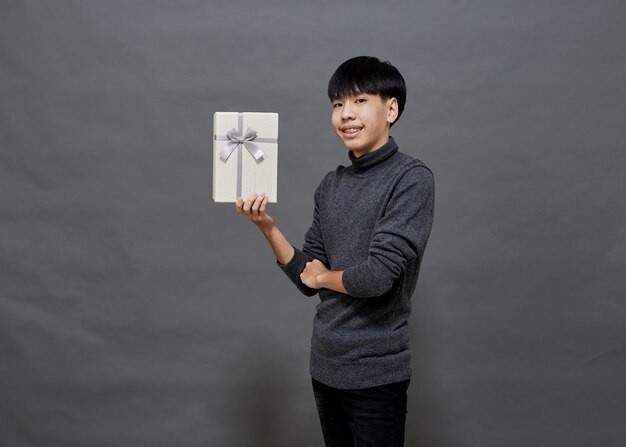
331,93,398,158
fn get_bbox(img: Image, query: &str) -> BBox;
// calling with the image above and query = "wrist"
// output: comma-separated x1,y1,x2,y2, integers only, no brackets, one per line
314,272,327,289
316,270,347,295
258,220,276,237
315,270,333,289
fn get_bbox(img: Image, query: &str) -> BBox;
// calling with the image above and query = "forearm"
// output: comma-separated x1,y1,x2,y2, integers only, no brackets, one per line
316,270,348,295
259,224,295,266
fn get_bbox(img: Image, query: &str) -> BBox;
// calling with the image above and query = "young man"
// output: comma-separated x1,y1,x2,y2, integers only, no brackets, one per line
235,56,434,446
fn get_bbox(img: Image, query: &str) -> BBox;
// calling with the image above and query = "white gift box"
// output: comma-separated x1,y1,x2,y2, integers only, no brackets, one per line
212,112,279,202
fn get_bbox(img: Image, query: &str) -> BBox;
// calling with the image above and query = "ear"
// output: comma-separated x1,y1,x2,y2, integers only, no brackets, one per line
386,97,399,124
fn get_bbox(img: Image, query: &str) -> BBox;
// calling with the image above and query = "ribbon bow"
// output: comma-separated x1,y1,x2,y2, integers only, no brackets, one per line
219,127,264,161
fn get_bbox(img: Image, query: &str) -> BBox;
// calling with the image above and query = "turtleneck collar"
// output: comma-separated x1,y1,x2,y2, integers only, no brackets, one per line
348,136,399,171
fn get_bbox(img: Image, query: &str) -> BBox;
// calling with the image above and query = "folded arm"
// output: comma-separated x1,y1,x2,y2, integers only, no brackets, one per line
299,259,347,294
341,166,435,298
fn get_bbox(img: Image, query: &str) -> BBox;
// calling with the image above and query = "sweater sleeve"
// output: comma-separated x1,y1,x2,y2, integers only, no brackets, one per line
342,166,434,298
276,179,329,297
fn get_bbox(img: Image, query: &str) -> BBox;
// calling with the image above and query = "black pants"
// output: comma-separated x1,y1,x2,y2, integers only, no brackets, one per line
312,378,410,447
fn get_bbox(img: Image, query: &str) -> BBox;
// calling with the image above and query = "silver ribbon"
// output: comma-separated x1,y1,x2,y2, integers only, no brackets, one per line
218,127,264,161
214,113,278,199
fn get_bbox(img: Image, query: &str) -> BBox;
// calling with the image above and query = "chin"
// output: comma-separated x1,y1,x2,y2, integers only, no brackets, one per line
345,143,362,152
341,137,361,148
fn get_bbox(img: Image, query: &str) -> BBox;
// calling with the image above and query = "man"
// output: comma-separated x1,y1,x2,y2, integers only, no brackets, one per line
235,56,434,446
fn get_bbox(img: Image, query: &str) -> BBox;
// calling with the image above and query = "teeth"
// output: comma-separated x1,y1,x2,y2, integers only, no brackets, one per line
343,128,361,134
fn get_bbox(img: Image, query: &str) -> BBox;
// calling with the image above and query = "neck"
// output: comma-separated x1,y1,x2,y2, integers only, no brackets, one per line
349,136,399,171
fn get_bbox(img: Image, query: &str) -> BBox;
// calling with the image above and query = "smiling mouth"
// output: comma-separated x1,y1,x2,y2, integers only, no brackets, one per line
341,126,363,136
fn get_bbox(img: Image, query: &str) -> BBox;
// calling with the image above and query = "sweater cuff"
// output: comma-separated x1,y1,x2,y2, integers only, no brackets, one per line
277,245,306,277
342,264,392,298
342,266,363,297
277,246,319,297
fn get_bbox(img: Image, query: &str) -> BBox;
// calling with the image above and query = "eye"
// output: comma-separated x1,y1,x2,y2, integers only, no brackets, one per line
332,102,343,108
355,98,367,104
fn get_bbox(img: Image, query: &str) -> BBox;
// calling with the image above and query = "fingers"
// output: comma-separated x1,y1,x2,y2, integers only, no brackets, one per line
251,192,266,213
303,260,327,277
237,192,268,219
242,192,257,213
235,197,244,213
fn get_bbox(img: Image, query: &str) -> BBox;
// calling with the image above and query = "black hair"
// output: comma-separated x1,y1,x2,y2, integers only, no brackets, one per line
327,56,407,126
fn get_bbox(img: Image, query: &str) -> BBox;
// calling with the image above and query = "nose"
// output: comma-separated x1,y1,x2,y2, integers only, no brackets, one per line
341,102,356,120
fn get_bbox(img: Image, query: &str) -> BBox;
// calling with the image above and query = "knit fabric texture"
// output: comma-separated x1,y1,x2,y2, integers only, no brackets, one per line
278,136,434,389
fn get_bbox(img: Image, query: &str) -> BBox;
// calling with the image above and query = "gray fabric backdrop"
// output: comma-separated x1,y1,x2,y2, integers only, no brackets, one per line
1,1,625,446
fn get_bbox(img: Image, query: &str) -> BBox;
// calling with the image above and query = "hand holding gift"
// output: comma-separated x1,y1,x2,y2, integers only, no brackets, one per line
235,192,274,232
234,191,295,266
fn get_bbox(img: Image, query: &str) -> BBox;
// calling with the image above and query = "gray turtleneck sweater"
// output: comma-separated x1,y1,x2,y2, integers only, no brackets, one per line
278,137,434,389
